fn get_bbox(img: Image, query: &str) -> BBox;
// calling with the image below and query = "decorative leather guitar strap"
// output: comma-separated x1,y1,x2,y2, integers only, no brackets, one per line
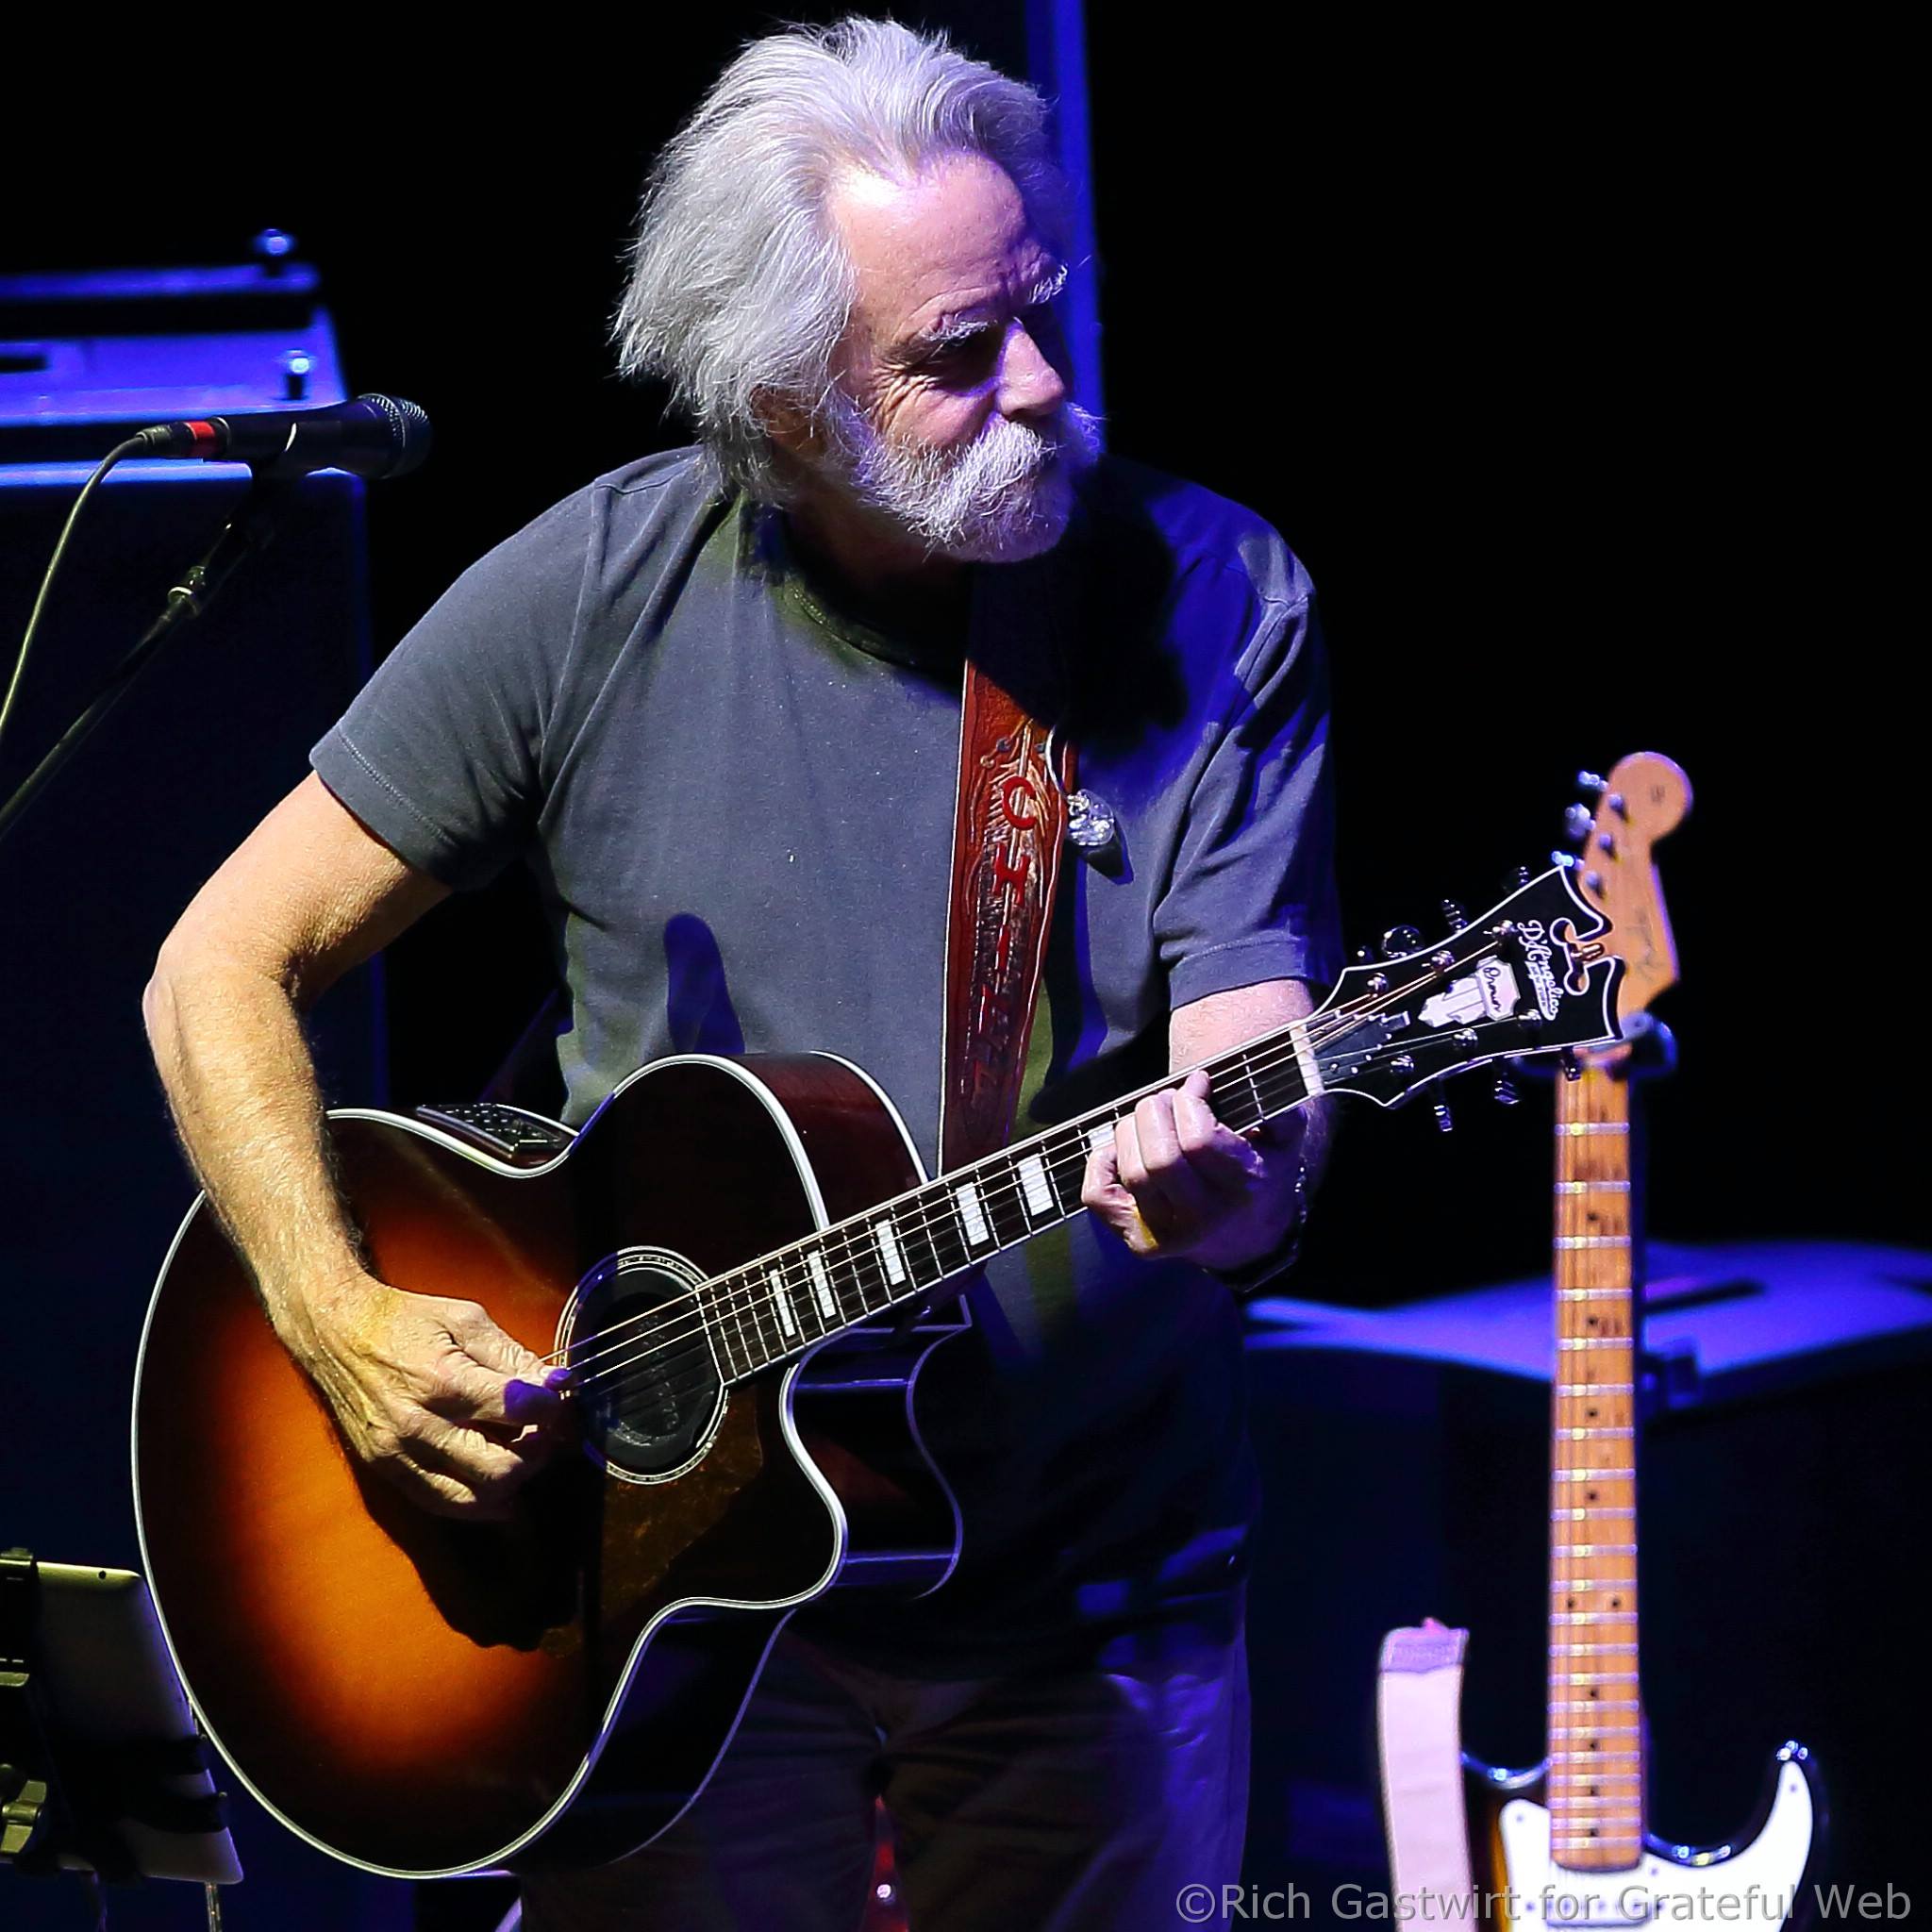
939,647,1075,1175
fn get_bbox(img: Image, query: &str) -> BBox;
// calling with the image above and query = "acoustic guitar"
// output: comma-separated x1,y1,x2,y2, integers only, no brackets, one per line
134,864,1621,1878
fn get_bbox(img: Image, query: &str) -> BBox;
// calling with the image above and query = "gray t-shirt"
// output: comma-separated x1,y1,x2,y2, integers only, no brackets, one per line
313,446,1340,1661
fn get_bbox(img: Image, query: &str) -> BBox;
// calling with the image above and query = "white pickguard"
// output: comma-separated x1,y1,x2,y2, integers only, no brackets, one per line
1497,1759,1815,1924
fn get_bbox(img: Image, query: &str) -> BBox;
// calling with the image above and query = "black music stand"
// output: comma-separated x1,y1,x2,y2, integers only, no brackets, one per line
2,1548,241,1925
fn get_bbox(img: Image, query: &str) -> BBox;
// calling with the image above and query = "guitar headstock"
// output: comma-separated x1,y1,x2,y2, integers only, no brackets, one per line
1565,752,1690,1031
1310,865,1624,1108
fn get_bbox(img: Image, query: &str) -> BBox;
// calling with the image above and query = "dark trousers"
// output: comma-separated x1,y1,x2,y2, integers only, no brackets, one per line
520,1601,1248,1930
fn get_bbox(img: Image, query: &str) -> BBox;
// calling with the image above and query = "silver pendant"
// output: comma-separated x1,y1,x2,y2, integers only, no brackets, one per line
1066,788,1118,855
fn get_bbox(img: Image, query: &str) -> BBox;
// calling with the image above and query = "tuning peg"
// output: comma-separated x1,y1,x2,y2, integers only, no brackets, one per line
1549,850,1578,871
1561,1054,1584,1081
1352,943,1377,964
1380,924,1424,959
1492,1073,1520,1106
1576,770,1607,793
1503,864,1531,893
1563,803,1594,843
1431,1096,1455,1133
1440,898,1467,932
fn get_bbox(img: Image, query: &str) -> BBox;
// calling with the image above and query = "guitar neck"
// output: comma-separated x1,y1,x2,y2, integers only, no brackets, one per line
1548,1058,1645,1868
613,861,1621,1457
688,1017,1324,1382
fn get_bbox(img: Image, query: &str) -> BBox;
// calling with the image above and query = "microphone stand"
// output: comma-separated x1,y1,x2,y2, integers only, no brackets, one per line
0,469,296,853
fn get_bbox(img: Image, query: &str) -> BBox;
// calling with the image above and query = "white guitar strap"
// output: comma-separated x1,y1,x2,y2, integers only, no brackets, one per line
1376,1621,1477,1918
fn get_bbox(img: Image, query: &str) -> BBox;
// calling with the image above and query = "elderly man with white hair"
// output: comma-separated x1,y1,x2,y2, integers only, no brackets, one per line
143,18,1340,1929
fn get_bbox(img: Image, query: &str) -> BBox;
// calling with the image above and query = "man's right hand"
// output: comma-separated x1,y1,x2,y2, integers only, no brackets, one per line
281,1274,565,1521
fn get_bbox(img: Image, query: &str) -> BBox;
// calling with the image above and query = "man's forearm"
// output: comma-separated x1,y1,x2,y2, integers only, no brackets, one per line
142,944,366,1354
134,780,551,1520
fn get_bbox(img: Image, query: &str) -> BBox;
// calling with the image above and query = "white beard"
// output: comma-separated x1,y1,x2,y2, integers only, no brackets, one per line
821,396,1102,563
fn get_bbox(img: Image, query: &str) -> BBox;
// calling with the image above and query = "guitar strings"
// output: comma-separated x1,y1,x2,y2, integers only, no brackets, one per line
531,970,1424,1394
541,950,1531,1399
568,1003,1553,1424
506,908,1574,1402
563,925,1559,1398
527,957,1459,1390
548,1027,1324,1392
547,932,1549,1396
572,1135,1106,1410
531,1036,1318,1388
564,1001,1554,1412
553,1126,1234,1418
567,1005,1539,1427
555,994,1514,1408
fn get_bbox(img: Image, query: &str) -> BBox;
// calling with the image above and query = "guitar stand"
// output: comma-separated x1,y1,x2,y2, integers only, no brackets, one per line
1,1548,241,1929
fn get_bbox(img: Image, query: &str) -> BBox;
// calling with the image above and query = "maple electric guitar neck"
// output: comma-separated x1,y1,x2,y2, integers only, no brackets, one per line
1460,756,1824,1927
1546,1055,1645,1867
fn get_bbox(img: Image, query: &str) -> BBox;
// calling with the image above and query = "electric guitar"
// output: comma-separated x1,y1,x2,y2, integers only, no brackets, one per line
134,865,1622,1880
1463,757,1824,1924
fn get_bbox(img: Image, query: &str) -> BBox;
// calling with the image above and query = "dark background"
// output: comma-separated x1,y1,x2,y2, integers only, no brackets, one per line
1,6,1915,1924
8,10,1909,1285
5,9,1912,1275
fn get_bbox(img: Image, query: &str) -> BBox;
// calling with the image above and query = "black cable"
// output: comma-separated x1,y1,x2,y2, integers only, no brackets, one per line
0,436,147,763
0,468,292,852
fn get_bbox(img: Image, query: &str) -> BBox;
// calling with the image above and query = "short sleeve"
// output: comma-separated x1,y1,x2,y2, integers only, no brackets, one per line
310,492,592,890
1155,590,1342,1008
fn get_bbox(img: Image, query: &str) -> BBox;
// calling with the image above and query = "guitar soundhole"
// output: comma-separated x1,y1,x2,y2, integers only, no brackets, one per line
562,1249,724,1481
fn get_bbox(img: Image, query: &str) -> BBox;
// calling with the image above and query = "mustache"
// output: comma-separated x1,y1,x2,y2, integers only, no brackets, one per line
936,403,1101,483
817,391,1104,561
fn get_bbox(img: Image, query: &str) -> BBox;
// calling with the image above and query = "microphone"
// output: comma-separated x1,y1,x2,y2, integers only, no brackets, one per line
133,393,432,479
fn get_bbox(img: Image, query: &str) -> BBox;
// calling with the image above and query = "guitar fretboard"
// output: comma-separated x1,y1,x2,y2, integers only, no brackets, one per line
1547,1058,1645,1870
690,1017,1324,1380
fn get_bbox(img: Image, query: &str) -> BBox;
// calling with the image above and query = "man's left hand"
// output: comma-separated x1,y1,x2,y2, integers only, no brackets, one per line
1080,1068,1302,1271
